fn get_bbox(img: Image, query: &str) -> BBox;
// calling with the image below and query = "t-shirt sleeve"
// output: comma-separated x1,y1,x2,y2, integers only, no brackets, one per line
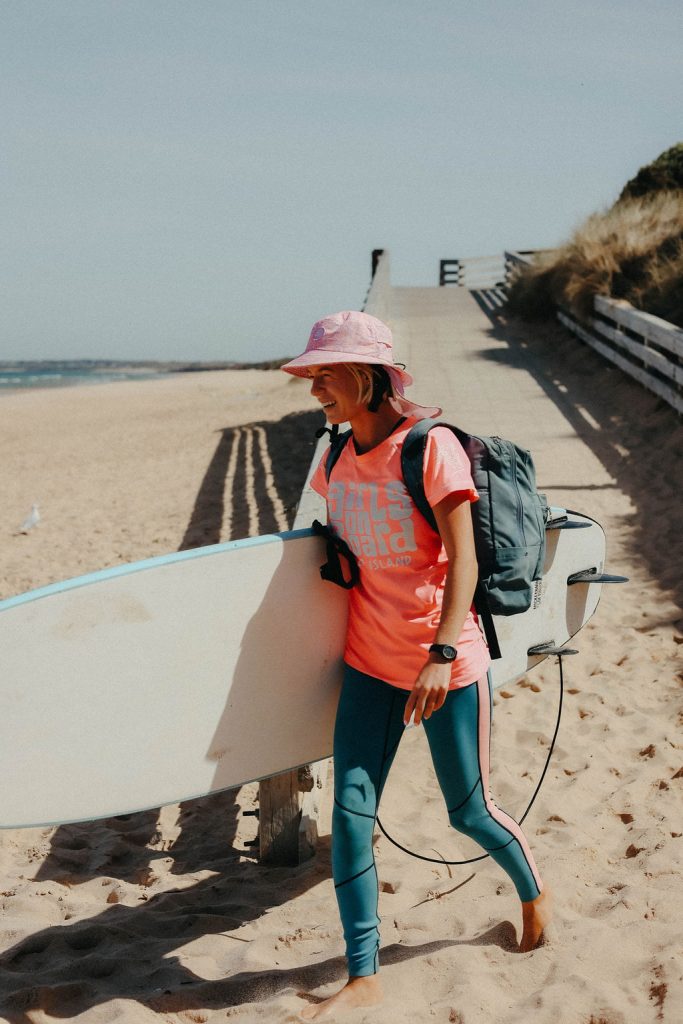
309,449,329,498
422,427,478,508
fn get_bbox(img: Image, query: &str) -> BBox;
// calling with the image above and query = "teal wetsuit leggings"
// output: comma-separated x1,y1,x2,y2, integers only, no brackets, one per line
333,664,543,977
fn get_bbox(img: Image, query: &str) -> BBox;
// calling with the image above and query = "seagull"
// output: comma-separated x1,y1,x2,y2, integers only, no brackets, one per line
18,503,40,534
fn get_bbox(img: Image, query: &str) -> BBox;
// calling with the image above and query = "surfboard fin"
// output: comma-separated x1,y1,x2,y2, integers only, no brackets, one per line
527,642,580,657
545,509,568,528
567,569,629,585
546,507,593,530
546,519,592,530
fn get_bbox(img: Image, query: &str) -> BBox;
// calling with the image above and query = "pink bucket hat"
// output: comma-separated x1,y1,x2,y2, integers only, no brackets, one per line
282,310,412,389
282,310,441,419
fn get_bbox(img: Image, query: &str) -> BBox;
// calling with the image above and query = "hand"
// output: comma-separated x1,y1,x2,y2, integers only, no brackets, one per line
403,657,452,726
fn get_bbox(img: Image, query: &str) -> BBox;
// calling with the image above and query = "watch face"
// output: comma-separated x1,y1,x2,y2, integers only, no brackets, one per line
431,643,457,661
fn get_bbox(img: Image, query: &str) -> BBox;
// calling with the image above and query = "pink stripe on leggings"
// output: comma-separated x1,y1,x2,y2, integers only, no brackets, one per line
475,675,543,896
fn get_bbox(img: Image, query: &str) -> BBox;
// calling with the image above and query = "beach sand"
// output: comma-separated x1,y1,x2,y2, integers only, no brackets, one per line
0,339,681,1024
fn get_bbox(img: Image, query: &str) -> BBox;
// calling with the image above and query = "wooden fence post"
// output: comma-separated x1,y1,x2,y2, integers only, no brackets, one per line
258,766,316,864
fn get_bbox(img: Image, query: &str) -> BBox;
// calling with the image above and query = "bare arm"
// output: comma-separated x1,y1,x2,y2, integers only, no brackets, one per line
403,492,478,726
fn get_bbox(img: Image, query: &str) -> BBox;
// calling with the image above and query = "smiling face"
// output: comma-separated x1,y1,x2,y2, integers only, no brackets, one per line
307,363,371,424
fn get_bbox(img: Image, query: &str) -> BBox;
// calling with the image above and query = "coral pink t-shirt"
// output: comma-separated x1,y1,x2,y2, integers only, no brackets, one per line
310,420,491,691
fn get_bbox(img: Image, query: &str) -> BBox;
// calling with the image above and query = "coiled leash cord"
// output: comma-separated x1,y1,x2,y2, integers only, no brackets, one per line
374,653,568,866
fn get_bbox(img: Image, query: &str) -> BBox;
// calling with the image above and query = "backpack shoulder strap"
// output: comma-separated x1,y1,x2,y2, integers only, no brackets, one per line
401,419,503,660
401,419,469,532
401,419,438,531
324,428,353,482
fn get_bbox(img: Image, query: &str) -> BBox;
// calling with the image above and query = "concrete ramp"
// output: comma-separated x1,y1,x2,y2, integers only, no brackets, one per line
373,283,616,509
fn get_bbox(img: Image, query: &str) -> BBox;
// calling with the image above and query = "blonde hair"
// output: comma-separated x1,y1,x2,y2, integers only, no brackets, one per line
346,363,395,408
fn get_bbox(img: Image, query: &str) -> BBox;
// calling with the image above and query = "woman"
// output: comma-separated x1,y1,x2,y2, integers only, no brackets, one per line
282,310,551,1020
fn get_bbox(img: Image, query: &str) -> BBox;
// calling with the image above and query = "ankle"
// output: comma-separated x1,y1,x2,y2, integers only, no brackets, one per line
523,884,549,908
349,974,382,988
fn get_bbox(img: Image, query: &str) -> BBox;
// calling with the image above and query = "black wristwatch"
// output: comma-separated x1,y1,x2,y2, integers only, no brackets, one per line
429,643,458,662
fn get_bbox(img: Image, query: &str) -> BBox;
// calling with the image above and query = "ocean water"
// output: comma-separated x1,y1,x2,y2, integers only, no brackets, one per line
0,362,175,392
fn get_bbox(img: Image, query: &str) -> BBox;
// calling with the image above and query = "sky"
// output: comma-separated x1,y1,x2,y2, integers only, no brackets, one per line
2,1,681,362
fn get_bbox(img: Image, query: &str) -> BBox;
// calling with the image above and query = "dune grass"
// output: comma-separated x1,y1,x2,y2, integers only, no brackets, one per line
618,141,683,202
506,169,683,329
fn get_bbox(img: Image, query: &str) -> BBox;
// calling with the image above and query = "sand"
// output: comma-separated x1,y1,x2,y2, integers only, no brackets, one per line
0,338,681,1024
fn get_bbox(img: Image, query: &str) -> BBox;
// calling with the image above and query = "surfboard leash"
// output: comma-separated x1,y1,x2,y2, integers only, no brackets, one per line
374,651,571,866
373,510,628,864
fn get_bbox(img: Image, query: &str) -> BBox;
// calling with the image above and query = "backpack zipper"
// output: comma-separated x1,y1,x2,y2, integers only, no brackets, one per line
491,436,526,546
509,442,526,545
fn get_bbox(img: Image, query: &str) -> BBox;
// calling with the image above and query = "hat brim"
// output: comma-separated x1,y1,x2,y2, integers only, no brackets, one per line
281,349,414,390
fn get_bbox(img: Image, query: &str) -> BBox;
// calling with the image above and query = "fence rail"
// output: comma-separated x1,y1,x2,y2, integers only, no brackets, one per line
559,298,683,415
503,249,536,286
440,255,505,289
503,249,682,414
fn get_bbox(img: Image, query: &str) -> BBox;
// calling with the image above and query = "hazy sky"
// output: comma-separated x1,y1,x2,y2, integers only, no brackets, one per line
3,1,681,362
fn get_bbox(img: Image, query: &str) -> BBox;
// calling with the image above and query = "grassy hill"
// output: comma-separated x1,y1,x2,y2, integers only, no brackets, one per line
618,142,683,202
506,144,683,329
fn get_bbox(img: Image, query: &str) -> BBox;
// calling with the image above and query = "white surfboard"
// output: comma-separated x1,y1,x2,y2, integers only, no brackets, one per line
0,510,615,828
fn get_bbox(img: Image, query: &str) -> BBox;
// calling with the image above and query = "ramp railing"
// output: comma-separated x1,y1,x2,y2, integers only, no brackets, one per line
440,254,505,289
503,250,683,415
558,297,683,415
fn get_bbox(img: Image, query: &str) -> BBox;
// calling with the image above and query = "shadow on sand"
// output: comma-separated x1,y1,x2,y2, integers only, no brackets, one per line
1,408,333,1019
0,850,516,1023
34,408,323,887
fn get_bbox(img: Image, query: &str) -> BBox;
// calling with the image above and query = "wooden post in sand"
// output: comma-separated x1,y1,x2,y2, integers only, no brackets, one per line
258,765,321,864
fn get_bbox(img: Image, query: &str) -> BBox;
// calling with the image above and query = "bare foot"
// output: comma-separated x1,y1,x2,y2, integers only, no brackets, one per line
299,975,383,1020
519,885,553,952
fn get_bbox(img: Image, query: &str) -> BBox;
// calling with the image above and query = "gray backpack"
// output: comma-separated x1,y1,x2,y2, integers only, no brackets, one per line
324,418,549,659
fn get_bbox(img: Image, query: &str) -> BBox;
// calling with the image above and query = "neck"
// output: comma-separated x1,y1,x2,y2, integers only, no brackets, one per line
349,402,404,454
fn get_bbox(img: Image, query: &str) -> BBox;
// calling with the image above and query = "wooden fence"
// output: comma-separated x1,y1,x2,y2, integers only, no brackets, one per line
504,250,683,416
558,298,683,416
440,254,505,289
503,249,544,283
